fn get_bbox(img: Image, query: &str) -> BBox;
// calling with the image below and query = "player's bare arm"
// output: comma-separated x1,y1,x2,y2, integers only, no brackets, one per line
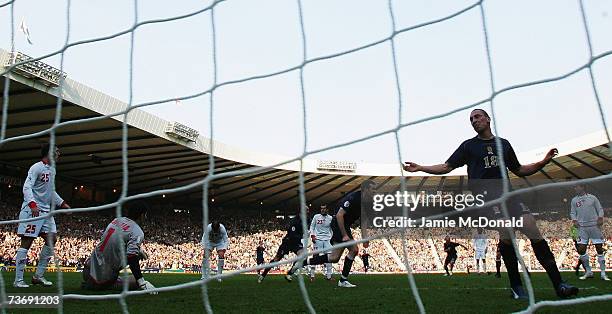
402,162,454,175
511,148,558,177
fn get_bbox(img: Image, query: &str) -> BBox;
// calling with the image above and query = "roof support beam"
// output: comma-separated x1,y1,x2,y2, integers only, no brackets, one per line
551,159,582,179
297,176,360,205
59,150,197,167
1,135,158,154
257,174,328,204
66,155,215,178
586,149,612,163
568,154,606,175
272,175,343,207
214,171,294,198
136,164,253,191
539,169,555,182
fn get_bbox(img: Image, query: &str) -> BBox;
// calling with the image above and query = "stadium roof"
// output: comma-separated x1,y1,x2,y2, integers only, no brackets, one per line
1,48,611,210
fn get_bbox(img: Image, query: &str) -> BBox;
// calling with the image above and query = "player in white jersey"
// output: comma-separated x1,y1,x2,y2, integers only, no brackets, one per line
201,221,229,282
570,183,609,281
473,228,489,274
82,203,156,293
308,205,334,281
14,145,71,288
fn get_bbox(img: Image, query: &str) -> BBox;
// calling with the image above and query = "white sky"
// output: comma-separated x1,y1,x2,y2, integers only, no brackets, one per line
2,0,611,166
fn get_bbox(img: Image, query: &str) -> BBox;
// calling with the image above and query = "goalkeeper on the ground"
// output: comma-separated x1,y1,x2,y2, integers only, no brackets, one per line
82,202,156,293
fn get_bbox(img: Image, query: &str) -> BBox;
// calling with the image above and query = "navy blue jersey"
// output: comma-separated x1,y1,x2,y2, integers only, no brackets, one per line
446,136,520,193
286,215,307,242
444,242,460,256
336,191,362,227
256,246,264,260
361,253,370,265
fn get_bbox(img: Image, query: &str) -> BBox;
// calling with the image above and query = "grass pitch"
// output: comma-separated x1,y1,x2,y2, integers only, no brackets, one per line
3,272,611,313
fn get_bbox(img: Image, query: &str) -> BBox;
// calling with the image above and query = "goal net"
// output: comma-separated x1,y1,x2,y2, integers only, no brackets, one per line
1,0,611,313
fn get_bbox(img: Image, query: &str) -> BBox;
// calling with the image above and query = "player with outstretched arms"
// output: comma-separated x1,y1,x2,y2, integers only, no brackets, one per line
14,144,70,288
570,183,609,281
473,228,489,274
201,220,229,282
308,204,334,281
82,202,156,293
403,109,577,299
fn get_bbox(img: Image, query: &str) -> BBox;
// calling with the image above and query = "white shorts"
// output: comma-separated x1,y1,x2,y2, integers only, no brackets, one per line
475,250,486,260
17,207,56,237
314,239,332,253
204,241,228,251
577,226,604,245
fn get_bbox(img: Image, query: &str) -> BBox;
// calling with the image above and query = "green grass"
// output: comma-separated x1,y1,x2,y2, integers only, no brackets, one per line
2,272,611,313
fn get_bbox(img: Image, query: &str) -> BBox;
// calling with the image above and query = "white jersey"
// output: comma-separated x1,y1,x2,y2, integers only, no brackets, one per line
88,217,144,283
21,161,64,212
570,193,604,227
310,213,333,241
202,223,229,245
473,233,488,252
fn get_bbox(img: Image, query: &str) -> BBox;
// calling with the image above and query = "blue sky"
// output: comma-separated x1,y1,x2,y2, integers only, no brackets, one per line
2,0,611,165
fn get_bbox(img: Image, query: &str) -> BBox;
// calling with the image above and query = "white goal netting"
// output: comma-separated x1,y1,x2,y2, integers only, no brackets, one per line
1,0,611,313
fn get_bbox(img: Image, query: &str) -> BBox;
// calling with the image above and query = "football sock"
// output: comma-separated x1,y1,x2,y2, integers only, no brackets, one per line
496,260,501,275
15,248,28,282
531,239,562,288
217,258,224,275
580,254,592,273
499,241,522,288
261,262,273,277
35,245,53,278
597,254,606,274
575,259,582,271
340,255,354,281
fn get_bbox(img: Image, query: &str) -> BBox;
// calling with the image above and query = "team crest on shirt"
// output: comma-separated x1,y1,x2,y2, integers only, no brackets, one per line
487,146,494,155
343,201,350,208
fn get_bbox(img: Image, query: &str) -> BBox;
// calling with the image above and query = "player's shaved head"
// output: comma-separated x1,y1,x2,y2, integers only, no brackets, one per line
471,108,490,118
470,109,492,135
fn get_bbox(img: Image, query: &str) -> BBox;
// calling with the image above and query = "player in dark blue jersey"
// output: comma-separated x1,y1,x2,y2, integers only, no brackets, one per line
256,242,265,275
403,109,578,299
258,208,309,283
295,180,376,288
495,240,502,278
361,249,371,273
443,236,466,276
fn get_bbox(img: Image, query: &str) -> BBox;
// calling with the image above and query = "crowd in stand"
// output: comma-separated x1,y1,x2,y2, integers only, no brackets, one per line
0,198,610,274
